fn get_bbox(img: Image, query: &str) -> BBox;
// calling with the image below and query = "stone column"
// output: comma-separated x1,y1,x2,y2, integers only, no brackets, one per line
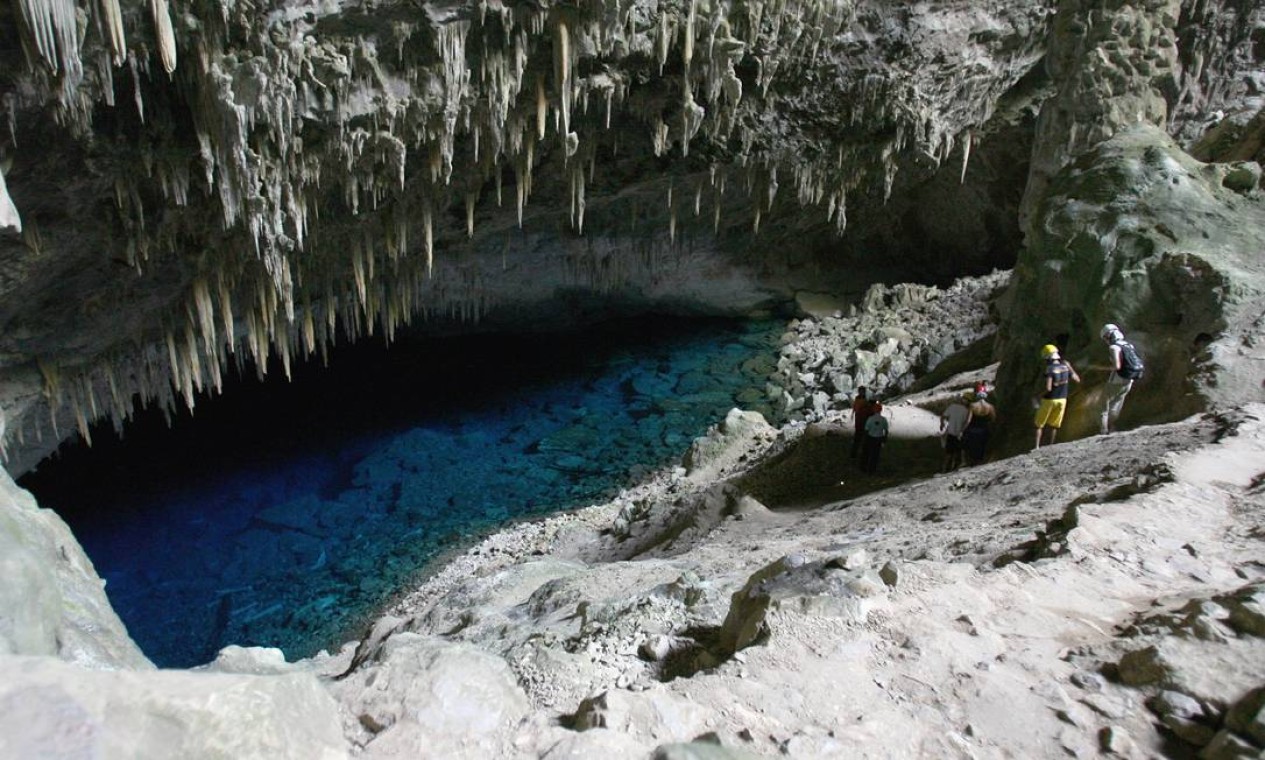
1019,0,1182,235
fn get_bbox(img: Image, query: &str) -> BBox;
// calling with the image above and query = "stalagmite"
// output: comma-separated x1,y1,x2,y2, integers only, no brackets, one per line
151,0,177,75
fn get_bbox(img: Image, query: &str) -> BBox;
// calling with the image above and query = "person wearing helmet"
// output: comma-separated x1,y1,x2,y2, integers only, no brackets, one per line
1034,343,1081,448
1100,323,1139,434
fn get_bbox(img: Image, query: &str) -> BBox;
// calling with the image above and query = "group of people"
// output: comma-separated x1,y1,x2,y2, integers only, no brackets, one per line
851,322,1142,476
938,383,996,471
1033,323,1141,448
849,387,889,473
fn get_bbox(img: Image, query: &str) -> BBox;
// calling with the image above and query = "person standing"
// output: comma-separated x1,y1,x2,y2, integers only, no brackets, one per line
962,390,995,465
1034,344,1080,448
1100,323,1142,433
861,398,889,473
939,392,971,472
850,386,871,459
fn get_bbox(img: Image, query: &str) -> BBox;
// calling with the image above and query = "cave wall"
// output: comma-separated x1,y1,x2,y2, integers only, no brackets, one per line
996,125,1265,445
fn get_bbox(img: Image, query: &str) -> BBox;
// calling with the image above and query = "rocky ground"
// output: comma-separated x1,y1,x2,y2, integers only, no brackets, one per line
2,275,1264,759
292,388,1262,759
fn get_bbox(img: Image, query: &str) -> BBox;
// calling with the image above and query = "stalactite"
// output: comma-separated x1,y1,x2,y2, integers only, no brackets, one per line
151,0,177,75
423,204,433,276
656,12,670,75
683,0,698,69
536,78,547,141
98,0,127,66
0,167,21,233
960,130,972,184
183,322,203,395
556,20,571,138
15,0,82,79
191,277,217,350
216,274,235,354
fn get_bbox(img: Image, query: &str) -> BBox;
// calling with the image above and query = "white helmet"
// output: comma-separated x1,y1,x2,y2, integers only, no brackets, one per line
1100,323,1123,342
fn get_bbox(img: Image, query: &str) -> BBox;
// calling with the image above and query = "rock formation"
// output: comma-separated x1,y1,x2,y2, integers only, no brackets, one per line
996,124,1265,445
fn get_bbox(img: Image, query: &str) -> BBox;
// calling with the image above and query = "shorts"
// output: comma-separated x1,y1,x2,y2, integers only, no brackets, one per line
1034,398,1067,429
944,434,962,453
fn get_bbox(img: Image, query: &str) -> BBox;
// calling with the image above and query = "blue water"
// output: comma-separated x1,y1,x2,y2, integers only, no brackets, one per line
21,317,782,667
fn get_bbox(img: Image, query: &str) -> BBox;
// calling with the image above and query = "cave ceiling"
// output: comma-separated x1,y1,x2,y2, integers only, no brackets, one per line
0,0,1260,471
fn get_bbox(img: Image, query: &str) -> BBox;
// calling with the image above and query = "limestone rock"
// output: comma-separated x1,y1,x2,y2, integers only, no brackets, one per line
0,469,149,669
332,633,530,756
1220,163,1262,194
879,561,903,587
683,409,775,483
996,125,1265,446
540,727,648,759
204,645,294,676
1199,729,1261,760
720,556,872,653
0,655,346,759
653,741,763,759
1226,584,1265,637
1118,645,1174,686
1225,687,1265,746
573,687,708,744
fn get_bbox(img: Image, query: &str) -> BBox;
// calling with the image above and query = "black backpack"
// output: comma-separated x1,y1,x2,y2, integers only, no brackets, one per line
1117,341,1144,380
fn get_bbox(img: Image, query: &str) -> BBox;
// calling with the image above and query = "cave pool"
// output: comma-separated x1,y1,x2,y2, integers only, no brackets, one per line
20,316,783,667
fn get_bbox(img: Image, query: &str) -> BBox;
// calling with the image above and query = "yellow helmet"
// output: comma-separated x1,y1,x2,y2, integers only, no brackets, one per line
1041,344,1059,358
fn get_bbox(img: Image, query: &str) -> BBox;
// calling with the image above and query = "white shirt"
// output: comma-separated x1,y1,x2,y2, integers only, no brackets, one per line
942,403,970,437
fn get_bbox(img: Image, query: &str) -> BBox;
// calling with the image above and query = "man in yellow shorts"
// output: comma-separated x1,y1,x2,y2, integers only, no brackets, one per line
1034,344,1081,448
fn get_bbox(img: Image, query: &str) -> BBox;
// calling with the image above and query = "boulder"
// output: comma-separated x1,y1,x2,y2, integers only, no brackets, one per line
333,633,530,756
653,741,764,759
0,470,150,669
719,555,874,653
573,686,709,743
682,409,775,482
540,727,647,759
0,655,347,758
1225,687,1265,746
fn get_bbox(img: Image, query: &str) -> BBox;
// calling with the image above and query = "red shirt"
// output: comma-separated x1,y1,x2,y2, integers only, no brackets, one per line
853,396,873,429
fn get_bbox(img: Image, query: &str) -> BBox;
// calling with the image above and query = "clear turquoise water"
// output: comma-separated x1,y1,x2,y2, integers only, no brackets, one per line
22,317,781,667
